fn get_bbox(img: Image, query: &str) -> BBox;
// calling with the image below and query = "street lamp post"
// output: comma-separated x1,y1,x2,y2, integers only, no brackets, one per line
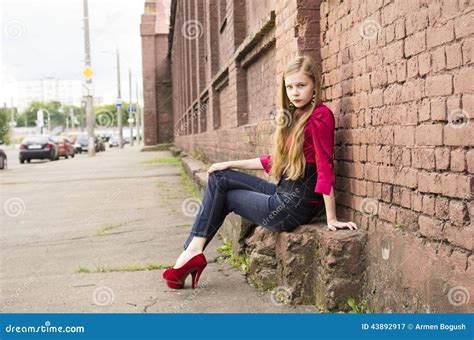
8,100,17,148
116,49,124,149
69,108,75,130
82,0,95,156
36,109,44,135
46,110,51,133
8,119,17,149
135,82,141,144
59,108,66,130
127,107,134,147
128,68,134,147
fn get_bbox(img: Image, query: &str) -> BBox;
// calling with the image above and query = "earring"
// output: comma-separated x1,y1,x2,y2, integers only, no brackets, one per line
289,102,295,110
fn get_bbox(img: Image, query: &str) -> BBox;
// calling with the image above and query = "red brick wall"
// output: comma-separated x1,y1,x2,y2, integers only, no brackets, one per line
246,0,274,35
141,0,173,145
141,13,158,145
171,0,316,160
166,0,473,312
320,0,473,312
246,48,277,124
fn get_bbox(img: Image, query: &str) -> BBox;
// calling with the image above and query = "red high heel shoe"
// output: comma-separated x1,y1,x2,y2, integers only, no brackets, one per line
162,253,207,289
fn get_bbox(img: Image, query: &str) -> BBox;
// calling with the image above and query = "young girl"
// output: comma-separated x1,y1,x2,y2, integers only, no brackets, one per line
163,55,358,289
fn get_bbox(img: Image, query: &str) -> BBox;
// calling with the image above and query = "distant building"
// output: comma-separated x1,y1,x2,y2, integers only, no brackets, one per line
140,0,172,145
17,78,83,111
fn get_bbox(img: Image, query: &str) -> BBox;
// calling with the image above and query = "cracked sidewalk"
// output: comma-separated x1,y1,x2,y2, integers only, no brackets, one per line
0,146,314,313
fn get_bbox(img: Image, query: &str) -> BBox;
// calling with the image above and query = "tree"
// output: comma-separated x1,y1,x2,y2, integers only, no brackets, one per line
0,107,10,144
17,101,83,129
16,101,130,131
94,102,133,128
59,104,84,129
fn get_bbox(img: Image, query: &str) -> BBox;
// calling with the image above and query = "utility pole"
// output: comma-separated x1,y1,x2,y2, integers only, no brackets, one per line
140,86,144,146
69,107,75,129
83,0,95,156
47,110,51,132
128,68,134,146
61,108,68,130
10,97,14,122
7,101,17,148
37,109,44,135
116,48,123,149
135,82,141,144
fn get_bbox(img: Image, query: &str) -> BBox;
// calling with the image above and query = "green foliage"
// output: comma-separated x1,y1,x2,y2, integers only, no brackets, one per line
347,297,370,313
217,241,249,273
217,241,233,256
178,161,201,202
95,219,140,236
0,107,12,144
1,133,11,145
74,263,172,273
62,104,85,128
141,156,180,164
15,101,135,130
189,147,207,163
17,101,83,129
74,266,91,273
94,102,136,127
231,253,249,273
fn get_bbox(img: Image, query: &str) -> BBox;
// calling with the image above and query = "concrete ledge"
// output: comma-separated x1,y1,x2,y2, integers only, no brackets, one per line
246,224,368,311
181,156,207,182
221,214,255,255
194,171,208,195
140,143,173,152
169,146,182,157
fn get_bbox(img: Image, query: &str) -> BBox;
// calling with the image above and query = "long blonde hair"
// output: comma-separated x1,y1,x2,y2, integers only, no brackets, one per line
269,55,322,182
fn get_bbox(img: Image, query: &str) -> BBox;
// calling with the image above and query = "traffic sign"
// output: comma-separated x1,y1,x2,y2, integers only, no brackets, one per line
116,98,123,107
83,67,93,79
127,106,134,113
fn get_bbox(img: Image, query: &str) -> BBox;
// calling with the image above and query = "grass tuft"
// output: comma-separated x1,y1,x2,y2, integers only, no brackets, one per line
74,263,172,274
141,157,180,164
95,219,140,236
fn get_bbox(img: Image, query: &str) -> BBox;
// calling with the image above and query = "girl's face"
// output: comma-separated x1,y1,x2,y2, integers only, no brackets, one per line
285,71,315,109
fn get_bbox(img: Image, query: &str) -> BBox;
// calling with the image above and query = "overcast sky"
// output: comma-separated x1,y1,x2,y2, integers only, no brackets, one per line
1,0,145,106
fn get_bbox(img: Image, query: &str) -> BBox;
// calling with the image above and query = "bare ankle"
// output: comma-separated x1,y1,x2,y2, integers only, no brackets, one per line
186,248,203,255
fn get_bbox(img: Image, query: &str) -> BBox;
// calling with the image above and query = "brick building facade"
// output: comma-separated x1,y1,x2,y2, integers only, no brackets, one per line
141,0,173,145
142,0,473,312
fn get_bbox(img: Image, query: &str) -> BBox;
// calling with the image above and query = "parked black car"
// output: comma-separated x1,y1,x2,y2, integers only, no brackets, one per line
19,135,59,163
0,148,7,169
75,134,105,153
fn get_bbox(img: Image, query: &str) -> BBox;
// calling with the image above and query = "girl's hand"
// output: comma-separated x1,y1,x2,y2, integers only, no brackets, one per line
327,218,358,231
207,162,230,174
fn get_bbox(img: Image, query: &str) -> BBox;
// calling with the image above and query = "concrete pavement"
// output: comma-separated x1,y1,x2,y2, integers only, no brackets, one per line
0,145,316,313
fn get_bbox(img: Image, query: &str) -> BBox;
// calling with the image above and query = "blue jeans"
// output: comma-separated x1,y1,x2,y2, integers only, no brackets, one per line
183,169,323,251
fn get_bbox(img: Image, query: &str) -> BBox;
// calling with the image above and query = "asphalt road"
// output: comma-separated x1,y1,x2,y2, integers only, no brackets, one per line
2,146,22,170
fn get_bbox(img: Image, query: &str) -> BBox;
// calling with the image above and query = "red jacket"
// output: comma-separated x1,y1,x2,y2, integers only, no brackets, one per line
259,100,335,195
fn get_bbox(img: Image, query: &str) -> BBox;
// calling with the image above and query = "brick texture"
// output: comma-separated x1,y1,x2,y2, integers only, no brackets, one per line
318,0,473,313
140,0,173,145
146,0,474,313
